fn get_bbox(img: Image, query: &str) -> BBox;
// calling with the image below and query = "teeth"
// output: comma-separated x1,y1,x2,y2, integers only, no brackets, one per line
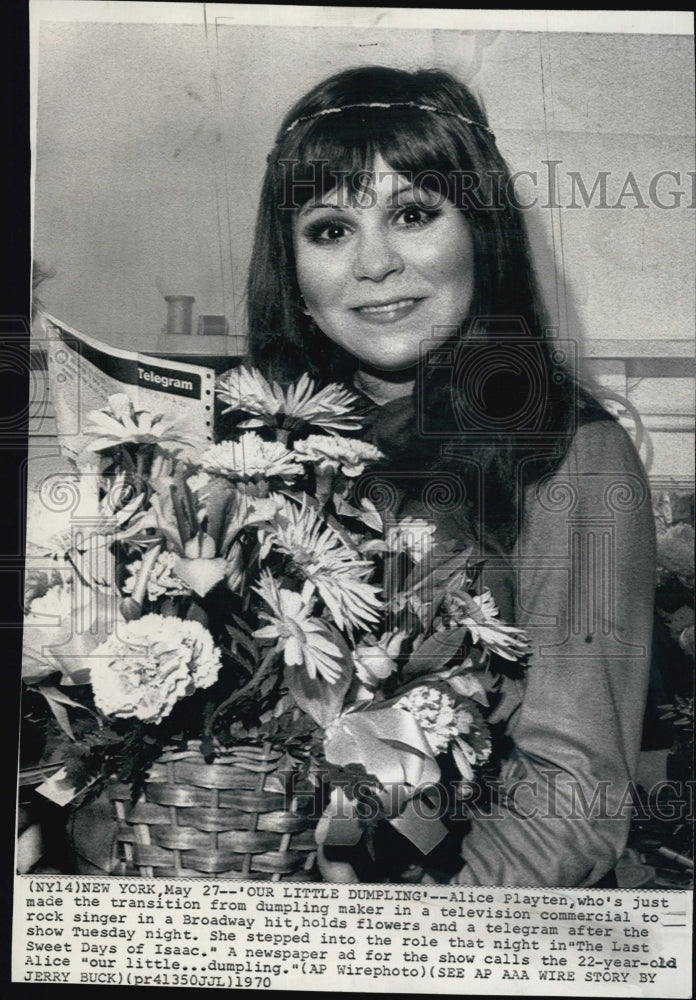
359,298,416,314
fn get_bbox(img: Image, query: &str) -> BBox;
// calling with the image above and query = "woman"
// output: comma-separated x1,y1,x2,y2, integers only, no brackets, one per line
246,66,656,886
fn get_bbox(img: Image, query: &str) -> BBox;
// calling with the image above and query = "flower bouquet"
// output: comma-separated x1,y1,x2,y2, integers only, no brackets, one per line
22,366,529,880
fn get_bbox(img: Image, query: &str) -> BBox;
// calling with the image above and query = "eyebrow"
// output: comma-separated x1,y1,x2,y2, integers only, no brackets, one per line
299,202,349,217
299,177,425,217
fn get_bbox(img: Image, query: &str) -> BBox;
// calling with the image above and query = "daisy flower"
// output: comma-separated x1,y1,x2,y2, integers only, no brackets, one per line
82,394,193,452
253,572,344,683
293,435,383,477
217,367,363,433
200,432,303,485
261,499,381,631
441,587,530,661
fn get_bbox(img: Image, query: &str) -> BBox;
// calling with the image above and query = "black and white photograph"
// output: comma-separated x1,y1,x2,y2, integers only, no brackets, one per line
12,3,694,994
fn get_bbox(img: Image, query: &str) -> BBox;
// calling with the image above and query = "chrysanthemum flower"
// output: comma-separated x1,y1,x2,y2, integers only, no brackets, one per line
216,367,363,433
261,499,380,631
253,572,344,683
89,615,221,724
122,550,190,601
83,394,193,452
293,435,383,477
216,366,278,417
440,588,530,661
200,433,303,485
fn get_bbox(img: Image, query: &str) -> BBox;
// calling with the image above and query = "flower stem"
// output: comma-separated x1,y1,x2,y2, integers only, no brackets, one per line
170,484,192,547
128,540,163,610
204,645,278,740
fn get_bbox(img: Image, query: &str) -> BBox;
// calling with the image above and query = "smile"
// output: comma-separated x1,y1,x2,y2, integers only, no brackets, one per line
353,298,423,322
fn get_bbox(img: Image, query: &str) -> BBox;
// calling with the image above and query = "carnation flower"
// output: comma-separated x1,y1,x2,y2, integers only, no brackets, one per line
398,685,459,755
122,550,190,601
216,367,362,433
261,499,380,631
89,615,221,724
83,394,193,452
293,435,383,477
253,572,344,683
397,685,489,793
200,433,303,485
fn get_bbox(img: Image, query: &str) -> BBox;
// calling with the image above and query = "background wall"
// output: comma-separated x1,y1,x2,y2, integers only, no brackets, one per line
31,16,694,480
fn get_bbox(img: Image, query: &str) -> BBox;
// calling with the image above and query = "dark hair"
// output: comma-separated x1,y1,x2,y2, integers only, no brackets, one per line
247,65,609,547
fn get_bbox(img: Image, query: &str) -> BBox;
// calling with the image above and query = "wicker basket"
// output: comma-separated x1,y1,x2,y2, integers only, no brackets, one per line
108,742,319,880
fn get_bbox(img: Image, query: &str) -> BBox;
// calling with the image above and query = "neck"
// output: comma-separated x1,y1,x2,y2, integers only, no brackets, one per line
353,364,415,406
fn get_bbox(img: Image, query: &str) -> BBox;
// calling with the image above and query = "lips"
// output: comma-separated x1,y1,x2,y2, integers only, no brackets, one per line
352,297,425,323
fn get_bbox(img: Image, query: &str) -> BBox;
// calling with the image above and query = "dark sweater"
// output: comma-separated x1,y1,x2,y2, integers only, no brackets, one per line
356,399,656,886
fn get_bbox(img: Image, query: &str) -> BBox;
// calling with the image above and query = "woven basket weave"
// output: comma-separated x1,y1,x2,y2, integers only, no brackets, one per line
108,742,318,880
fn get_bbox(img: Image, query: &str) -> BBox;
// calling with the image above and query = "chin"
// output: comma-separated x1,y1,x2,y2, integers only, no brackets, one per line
360,356,420,374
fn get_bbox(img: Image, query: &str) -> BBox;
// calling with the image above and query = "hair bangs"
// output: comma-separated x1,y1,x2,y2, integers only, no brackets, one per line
277,105,473,209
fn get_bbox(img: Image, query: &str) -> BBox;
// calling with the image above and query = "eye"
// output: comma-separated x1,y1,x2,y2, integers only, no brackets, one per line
302,217,351,244
394,203,441,228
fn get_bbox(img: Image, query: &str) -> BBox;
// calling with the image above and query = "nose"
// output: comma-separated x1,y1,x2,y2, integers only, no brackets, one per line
352,226,404,282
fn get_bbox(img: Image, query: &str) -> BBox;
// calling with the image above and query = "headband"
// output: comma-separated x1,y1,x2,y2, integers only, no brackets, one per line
281,101,495,138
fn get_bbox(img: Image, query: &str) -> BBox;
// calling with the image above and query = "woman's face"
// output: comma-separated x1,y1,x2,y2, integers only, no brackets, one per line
292,154,474,372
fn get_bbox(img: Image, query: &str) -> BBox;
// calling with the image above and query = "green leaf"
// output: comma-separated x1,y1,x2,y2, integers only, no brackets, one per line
333,494,383,533
204,479,234,548
224,624,259,665
38,685,96,739
401,626,470,679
